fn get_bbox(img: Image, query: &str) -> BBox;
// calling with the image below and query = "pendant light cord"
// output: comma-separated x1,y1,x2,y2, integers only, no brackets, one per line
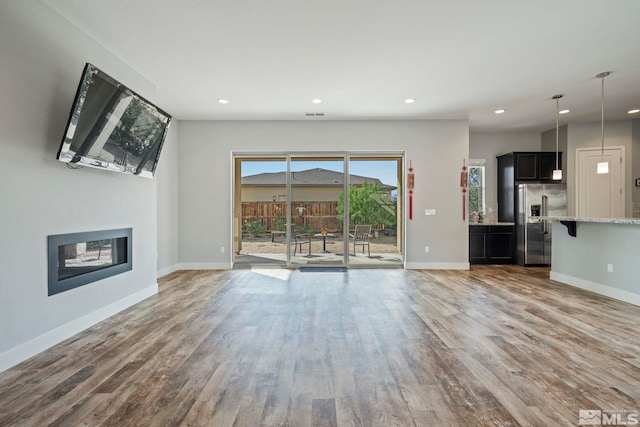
601,75,605,156
552,94,563,174
555,97,560,170
595,71,610,174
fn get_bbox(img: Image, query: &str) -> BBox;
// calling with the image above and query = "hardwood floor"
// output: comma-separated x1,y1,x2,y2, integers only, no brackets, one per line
1,266,639,426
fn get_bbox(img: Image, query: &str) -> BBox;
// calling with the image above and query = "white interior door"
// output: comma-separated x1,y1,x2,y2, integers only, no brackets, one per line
576,147,624,218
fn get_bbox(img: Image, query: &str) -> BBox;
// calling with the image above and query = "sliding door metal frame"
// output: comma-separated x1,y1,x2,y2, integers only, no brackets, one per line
285,154,292,266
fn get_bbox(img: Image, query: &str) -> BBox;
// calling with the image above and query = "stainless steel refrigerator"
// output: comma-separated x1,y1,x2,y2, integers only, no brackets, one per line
516,183,567,266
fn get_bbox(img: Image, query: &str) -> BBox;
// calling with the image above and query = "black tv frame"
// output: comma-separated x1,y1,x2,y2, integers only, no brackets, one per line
57,63,171,178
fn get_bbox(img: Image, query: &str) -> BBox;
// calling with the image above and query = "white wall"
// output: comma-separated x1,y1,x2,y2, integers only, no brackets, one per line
632,120,640,217
469,132,541,221
541,124,568,156
551,221,640,306
0,2,161,371
156,120,180,276
566,121,633,216
178,120,469,269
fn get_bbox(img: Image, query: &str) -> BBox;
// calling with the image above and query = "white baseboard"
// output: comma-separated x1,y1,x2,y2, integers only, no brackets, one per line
157,262,231,278
176,262,232,270
405,262,470,270
164,261,469,272
157,264,180,278
550,271,640,307
0,283,158,374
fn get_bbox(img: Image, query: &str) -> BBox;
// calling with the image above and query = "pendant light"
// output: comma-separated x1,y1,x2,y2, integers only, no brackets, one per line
552,94,563,180
596,71,610,174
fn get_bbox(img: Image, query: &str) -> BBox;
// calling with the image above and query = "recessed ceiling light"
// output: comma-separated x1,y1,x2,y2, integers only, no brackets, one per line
405,98,416,104
312,98,322,104
559,109,570,114
628,109,640,114
218,99,229,104
494,109,506,114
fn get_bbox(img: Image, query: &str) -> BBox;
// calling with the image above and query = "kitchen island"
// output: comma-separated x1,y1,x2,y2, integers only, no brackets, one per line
543,216,640,306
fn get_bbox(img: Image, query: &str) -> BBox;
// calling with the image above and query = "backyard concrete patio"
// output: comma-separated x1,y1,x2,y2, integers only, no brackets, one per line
235,234,402,267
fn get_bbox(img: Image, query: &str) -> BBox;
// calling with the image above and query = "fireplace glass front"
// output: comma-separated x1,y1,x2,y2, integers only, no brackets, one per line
48,228,132,296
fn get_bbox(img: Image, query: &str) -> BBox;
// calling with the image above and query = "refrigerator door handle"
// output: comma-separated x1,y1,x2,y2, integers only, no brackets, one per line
542,195,548,234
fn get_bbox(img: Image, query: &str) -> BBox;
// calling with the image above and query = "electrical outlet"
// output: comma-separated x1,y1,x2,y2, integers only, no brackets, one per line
425,209,436,216
607,263,613,273
425,246,430,253
220,246,225,253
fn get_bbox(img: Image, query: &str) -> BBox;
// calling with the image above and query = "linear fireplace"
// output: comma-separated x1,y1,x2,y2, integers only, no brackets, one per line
47,228,132,296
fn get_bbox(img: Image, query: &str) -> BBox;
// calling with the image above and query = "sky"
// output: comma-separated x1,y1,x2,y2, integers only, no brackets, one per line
241,160,398,187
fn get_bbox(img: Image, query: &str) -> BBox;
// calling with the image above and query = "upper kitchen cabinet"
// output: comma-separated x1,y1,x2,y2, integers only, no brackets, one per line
497,151,563,223
498,152,562,182
538,152,561,181
514,153,538,180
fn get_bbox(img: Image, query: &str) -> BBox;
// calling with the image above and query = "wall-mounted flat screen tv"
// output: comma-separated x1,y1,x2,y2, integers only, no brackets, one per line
57,63,172,178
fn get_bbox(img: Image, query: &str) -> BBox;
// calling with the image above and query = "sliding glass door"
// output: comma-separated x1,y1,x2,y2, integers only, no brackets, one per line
347,157,403,267
234,157,288,266
233,152,403,269
290,155,347,267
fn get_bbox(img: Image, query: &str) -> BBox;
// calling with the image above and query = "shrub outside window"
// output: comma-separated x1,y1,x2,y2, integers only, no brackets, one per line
468,165,485,216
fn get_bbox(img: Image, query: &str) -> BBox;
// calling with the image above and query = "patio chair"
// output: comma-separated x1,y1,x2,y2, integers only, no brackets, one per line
97,239,112,259
349,224,372,256
292,231,311,256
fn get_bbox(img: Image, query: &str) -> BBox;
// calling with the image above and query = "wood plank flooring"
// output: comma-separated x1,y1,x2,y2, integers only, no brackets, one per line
1,266,639,426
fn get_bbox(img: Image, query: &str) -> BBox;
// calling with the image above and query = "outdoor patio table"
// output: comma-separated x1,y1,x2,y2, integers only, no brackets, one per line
314,233,335,253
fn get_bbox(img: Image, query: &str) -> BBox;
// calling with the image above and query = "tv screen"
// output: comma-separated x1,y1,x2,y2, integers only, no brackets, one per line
57,63,172,178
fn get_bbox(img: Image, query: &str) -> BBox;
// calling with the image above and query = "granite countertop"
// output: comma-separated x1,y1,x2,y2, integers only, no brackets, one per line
469,222,515,226
540,216,640,225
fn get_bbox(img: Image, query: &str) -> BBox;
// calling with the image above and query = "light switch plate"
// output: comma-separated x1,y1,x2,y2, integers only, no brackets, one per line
425,209,436,216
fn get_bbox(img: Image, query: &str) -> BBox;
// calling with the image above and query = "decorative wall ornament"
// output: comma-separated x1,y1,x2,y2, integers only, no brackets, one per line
408,161,415,220
461,159,468,221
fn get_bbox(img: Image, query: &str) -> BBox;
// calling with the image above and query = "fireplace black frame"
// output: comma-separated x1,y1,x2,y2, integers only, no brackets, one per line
47,228,132,296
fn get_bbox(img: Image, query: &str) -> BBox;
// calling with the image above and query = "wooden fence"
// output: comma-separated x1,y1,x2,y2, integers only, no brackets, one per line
242,202,341,232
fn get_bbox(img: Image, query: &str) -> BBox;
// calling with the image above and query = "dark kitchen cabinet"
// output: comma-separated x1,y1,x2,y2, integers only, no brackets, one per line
515,153,538,180
538,152,560,181
500,152,562,182
469,227,488,262
497,151,562,223
469,225,515,264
